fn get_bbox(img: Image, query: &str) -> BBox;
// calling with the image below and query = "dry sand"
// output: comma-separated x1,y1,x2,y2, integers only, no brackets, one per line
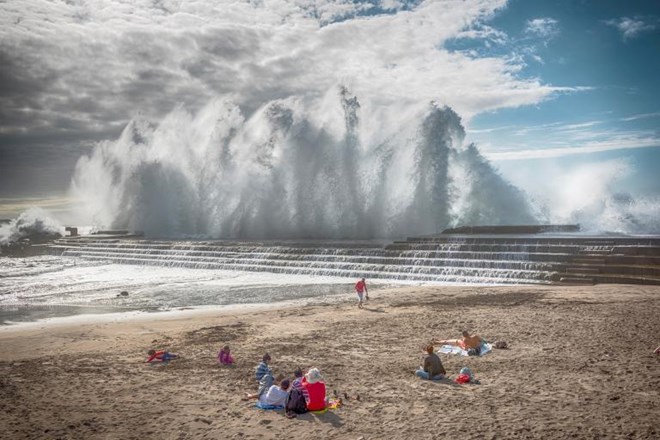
1,284,659,439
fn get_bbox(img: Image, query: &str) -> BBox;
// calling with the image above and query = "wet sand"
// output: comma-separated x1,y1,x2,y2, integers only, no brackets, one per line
1,284,659,439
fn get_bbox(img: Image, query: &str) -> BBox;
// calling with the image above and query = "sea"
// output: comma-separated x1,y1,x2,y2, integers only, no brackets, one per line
0,254,404,327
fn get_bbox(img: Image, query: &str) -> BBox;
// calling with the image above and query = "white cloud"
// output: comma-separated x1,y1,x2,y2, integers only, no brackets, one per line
0,0,570,140
605,17,657,40
455,23,508,45
620,112,660,122
484,133,660,161
524,17,559,38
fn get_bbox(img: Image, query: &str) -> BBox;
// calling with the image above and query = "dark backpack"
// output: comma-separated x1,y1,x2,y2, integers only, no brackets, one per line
286,387,308,414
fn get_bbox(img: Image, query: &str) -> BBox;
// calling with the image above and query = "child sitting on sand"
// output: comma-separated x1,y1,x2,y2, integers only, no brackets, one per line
255,353,272,382
218,345,234,365
146,349,178,363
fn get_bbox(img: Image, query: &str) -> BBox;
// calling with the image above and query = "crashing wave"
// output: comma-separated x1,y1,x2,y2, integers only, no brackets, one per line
564,193,660,235
0,208,63,246
70,88,539,239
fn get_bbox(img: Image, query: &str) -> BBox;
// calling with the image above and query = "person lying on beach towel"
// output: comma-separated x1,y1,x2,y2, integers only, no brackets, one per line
145,349,178,363
437,341,492,357
218,345,234,365
415,345,446,380
434,330,484,355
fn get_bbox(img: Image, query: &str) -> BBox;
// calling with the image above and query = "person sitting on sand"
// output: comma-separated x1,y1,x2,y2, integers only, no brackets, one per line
218,345,234,365
146,349,178,363
301,368,327,411
415,345,446,380
259,378,291,407
435,330,483,352
255,353,272,382
291,368,310,400
244,374,285,401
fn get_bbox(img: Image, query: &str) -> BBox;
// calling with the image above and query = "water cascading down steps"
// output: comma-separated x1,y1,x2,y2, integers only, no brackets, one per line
47,233,660,285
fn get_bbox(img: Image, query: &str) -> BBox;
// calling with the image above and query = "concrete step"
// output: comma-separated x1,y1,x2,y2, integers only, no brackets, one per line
572,258,606,264
559,276,595,285
578,250,612,255
565,267,600,274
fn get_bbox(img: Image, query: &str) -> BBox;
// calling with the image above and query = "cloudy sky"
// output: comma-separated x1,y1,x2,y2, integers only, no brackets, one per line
1,0,659,219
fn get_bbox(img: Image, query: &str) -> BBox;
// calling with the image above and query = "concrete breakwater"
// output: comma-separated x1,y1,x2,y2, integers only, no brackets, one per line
46,234,660,285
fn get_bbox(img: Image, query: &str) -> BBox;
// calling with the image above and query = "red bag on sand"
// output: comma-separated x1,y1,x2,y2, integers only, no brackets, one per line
455,374,471,384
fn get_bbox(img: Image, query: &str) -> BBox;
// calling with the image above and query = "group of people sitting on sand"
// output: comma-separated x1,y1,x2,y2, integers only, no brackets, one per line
243,353,332,416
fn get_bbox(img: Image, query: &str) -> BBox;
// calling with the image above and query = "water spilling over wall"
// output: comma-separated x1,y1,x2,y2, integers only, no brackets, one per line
70,88,537,239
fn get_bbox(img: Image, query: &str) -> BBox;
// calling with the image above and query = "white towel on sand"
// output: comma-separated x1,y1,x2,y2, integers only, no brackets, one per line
438,342,492,356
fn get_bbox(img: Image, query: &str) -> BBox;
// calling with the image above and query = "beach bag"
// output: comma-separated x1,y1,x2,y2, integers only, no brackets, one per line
455,374,471,384
286,387,308,414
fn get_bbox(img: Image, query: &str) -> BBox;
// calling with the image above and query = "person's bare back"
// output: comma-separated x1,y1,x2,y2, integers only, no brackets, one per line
462,333,482,349
433,330,482,349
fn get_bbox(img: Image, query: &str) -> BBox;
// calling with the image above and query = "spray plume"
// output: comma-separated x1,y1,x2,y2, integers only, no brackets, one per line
70,89,537,238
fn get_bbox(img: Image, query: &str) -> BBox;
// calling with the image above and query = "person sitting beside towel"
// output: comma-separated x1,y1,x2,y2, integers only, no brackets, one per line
415,345,446,380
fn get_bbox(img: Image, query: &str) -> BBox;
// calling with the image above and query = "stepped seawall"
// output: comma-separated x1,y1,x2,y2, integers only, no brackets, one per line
45,234,660,285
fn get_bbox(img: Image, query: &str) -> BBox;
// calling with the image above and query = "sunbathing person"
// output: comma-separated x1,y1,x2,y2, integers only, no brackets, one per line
145,349,178,363
415,345,446,380
434,330,483,350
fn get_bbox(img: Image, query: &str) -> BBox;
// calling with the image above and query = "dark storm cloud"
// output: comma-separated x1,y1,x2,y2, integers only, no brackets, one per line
0,49,53,100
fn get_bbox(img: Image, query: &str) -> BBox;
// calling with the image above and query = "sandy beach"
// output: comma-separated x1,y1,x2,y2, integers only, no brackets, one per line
1,284,659,439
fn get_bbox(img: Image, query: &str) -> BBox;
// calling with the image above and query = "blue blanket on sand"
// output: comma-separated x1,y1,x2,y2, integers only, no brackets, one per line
438,342,492,357
255,402,284,410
